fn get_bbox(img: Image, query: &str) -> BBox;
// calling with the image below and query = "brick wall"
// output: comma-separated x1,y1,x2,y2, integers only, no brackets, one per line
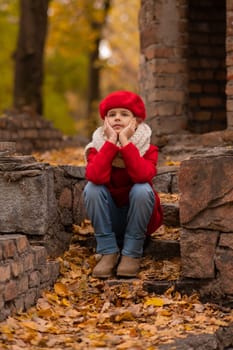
226,0,233,128
0,235,59,321
0,153,87,321
188,0,226,133
139,0,189,144
139,0,228,141
0,111,68,154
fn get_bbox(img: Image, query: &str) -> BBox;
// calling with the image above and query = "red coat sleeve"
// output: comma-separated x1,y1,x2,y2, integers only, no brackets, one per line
120,143,158,183
85,141,119,184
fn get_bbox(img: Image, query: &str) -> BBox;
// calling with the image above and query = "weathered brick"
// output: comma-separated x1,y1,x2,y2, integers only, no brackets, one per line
15,235,30,255
23,253,35,272
40,264,51,283
47,261,60,284
29,271,41,288
18,275,29,294
11,259,24,278
24,288,37,310
32,246,47,266
4,280,18,301
14,296,25,313
0,239,17,259
0,264,11,283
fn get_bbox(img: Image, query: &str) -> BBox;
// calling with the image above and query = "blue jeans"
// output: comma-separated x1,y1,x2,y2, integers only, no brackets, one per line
83,182,155,258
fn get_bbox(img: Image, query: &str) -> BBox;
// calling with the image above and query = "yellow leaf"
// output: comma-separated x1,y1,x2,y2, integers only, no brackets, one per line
159,309,172,317
54,282,70,297
0,325,13,334
184,324,193,331
144,297,164,307
112,311,135,322
61,298,71,307
37,308,53,318
21,321,38,331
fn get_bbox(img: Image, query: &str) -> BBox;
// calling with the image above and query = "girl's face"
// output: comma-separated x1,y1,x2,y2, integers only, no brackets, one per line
105,108,136,133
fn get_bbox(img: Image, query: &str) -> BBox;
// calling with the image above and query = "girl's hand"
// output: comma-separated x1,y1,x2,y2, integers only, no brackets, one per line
104,118,118,144
119,119,137,146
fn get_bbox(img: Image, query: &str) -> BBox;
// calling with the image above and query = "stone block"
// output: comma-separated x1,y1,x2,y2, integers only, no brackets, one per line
153,166,176,193
23,253,35,272
24,288,37,310
14,296,25,313
32,246,47,266
15,235,30,254
61,165,86,179
17,274,29,294
73,181,87,225
215,248,233,294
179,149,233,231
11,259,24,277
180,228,219,278
4,280,18,301
29,271,41,288
59,187,72,208
162,203,180,226
219,233,233,250
0,264,11,283
0,167,57,235
0,238,17,259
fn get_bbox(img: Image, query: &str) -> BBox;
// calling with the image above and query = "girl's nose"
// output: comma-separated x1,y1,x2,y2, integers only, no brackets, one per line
114,112,121,119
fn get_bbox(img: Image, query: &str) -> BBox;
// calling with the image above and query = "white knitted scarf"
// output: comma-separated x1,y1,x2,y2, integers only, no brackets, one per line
84,122,152,168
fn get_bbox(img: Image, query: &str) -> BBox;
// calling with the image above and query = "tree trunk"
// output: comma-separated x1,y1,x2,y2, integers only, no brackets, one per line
13,0,50,115
86,0,111,136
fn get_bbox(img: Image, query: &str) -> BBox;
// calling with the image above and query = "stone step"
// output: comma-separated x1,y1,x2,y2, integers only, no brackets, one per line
144,237,180,259
75,235,180,260
143,278,207,296
162,202,180,227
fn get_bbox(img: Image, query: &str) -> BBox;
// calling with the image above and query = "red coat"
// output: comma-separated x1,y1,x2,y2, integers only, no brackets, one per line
85,141,163,235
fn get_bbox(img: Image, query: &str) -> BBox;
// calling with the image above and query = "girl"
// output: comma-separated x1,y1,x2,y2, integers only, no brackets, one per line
83,90,163,278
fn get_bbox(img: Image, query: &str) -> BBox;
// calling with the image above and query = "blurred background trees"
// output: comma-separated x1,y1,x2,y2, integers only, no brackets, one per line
0,0,140,137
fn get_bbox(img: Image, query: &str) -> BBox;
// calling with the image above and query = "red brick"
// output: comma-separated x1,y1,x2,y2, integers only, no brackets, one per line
11,260,24,277
15,235,30,255
227,99,233,111
144,46,174,60
0,264,11,283
193,111,212,121
189,83,202,93
29,271,41,288
153,89,186,103
4,281,18,301
199,97,223,108
32,246,47,266
0,239,17,259
23,253,35,271
18,275,29,294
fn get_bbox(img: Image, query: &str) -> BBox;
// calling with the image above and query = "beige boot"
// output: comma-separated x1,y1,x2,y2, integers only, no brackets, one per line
116,256,140,277
92,253,119,278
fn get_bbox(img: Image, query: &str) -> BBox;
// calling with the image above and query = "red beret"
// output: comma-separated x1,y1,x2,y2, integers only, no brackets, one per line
99,90,146,120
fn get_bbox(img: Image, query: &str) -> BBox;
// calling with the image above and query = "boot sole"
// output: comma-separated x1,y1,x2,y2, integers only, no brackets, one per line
92,273,114,278
116,272,138,277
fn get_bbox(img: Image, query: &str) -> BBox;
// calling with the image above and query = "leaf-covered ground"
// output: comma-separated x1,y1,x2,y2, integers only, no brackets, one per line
0,147,232,349
1,232,233,350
